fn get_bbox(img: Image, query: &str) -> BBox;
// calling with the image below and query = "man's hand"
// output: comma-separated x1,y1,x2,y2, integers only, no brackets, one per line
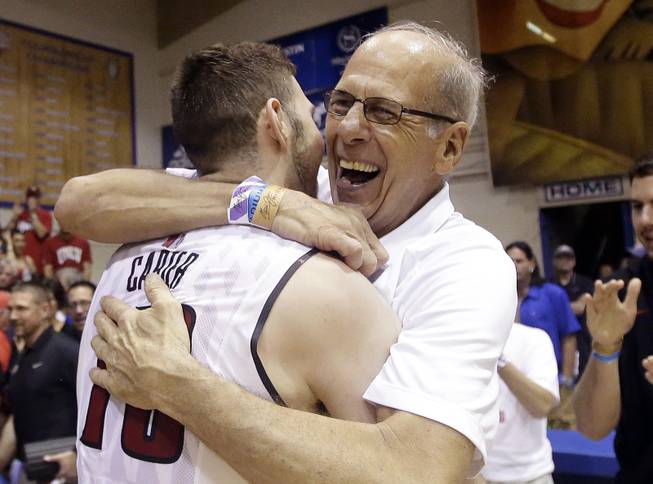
11,203,21,217
273,190,388,276
582,278,641,346
90,273,192,410
643,356,653,385
43,450,77,481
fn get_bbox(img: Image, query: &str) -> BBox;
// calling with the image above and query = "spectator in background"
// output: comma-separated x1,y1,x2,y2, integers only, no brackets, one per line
482,321,559,484
43,231,92,286
6,186,52,275
0,283,78,478
64,280,95,341
552,244,594,376
505,241,580,387
8,232,35,283
0,263,17,292
574,154,653,483
0,292,11,380
40,279,68,334
0,237,7,262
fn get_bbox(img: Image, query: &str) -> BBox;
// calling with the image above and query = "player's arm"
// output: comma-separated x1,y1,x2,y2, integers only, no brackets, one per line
55,169,386,275
92,274,475,483
55,169,232,243
258,253,400,421
573,279,640,439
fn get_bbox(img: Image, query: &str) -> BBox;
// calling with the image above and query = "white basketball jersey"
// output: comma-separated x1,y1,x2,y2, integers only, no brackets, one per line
76,226,315,483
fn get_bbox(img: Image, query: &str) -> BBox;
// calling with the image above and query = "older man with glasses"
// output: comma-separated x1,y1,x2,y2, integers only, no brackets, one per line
57,22,516,481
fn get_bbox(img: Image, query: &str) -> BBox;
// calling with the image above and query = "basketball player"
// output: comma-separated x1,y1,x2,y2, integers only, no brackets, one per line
76,42,399,483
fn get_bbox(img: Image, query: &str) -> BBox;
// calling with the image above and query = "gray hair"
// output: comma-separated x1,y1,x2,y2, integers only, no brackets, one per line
364,21,488,128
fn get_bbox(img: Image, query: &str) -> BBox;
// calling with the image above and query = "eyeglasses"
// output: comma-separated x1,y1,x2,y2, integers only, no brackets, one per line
324,89,459,126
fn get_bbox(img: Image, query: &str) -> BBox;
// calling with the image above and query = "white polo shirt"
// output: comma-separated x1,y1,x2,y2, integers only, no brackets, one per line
360,177,516,473
176,166,517,472
482,324,559,482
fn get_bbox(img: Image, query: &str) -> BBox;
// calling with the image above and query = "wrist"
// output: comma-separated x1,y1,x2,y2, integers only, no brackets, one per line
592,339,623,356
559,375,575,388
228,177,287,230
158,355,209,418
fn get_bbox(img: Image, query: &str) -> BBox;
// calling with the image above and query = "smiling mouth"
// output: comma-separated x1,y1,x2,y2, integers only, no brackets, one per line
338,159,381,186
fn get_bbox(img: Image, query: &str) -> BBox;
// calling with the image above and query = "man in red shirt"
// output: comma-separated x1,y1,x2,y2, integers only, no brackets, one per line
7,186,53,275
43,231,92,286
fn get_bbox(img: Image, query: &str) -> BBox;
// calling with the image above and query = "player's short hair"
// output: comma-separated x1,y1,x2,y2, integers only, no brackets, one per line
170,42,297,175
630,154,653,182
68,280,97,294
12,282,51,305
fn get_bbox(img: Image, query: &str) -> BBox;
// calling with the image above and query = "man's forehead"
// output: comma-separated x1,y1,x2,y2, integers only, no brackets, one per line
631,176,653,200
69,286,94,299
340,31,446,98
10,291,34,305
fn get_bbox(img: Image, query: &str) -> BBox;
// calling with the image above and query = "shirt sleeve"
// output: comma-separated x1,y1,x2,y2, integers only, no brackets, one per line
165,167,198,179
363,239,517,474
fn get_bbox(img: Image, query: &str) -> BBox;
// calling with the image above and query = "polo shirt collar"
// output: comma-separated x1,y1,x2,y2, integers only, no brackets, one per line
27,326,53,354
380,182,454,254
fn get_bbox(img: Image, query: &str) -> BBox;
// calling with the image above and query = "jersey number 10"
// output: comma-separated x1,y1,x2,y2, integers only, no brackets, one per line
80,304,196,464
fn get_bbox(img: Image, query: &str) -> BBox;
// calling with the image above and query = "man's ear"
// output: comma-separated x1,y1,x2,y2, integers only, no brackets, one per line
263,98,290,152
432,122,469,176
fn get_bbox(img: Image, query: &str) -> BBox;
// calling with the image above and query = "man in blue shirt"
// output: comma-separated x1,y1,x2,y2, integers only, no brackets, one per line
506,241,580,387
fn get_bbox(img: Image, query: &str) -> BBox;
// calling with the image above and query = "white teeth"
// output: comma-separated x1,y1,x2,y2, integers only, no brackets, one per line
339,159,379,173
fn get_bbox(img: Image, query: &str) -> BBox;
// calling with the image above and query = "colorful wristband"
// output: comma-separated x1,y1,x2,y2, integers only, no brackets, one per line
228,176,286,230
591,350,620,363
592,339,623,356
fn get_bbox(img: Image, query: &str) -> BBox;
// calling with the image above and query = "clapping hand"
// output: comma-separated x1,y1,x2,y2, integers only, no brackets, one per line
582,278,641,346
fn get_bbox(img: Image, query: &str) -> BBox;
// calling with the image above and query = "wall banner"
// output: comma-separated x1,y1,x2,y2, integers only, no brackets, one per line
0,18,135,207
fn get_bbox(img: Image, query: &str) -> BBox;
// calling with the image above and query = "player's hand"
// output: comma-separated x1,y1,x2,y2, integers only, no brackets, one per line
272,190,388,276
11,203,21,217
582,278,641,346
90,273,191,410
43,450,77,481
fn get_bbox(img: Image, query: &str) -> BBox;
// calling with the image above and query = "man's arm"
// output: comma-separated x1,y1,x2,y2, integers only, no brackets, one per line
498,363,558,418
31,211,50,239
55,169,232,243
573,278,640,440
0,416,16,470
91,274,475,483
43,263,54,279
561,333,577,382
55,169,387,275
5,204,21,232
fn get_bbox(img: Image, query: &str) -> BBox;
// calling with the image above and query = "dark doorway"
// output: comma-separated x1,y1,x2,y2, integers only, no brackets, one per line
540,201,633,280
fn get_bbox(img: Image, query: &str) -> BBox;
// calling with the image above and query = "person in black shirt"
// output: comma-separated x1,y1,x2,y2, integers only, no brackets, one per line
0,282,78,480
552,244,594,378
573,154,653,483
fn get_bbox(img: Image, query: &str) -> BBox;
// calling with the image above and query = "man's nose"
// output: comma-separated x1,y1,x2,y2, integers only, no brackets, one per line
337,102,372,145
642,205,653,225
